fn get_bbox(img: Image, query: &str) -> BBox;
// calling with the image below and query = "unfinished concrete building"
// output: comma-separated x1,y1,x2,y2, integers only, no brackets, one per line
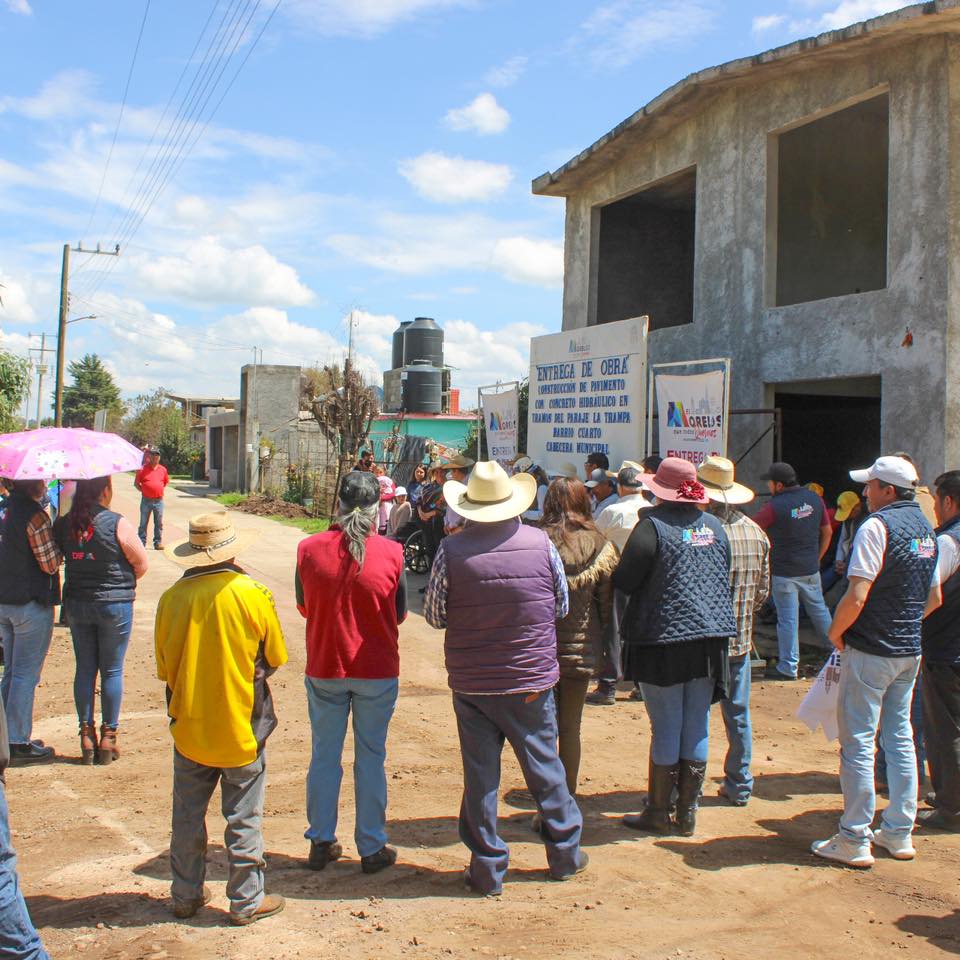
533,1,960,495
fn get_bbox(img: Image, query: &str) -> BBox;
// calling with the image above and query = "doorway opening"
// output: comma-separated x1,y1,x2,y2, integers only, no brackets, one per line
772,376,881,501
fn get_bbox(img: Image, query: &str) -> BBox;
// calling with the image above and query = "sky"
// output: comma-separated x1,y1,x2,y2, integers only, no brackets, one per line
0,0,910,419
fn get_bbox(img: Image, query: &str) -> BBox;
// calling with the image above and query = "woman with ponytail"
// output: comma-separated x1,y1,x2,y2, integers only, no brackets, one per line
55,476,148,763
295,470,407,876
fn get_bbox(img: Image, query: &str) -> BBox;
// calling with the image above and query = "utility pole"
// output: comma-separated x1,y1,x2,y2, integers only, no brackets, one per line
54,242,120,426
29,333,56,429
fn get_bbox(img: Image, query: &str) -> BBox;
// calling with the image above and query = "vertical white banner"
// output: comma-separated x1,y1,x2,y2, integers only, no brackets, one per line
482,386,519,468
655,370,726,464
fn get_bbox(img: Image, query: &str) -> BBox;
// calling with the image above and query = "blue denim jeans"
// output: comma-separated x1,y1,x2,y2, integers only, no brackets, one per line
0,776,49,958
720,654,753,802
453,689,582,895
640,676,714,765
0,603,54,745
771,573,833,678
138,497,163,546
65,600,134,728
838,646,921,844
304,677,398,858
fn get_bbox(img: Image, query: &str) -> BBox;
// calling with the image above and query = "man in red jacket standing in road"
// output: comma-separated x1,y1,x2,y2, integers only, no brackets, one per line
135,446,169,550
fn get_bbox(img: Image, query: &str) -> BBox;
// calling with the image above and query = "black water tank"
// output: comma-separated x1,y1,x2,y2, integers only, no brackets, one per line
391,320,413,370
402,361,442,414
403,317,443,368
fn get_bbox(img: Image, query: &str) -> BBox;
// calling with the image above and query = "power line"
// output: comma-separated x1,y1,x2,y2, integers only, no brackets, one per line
78,0,152,246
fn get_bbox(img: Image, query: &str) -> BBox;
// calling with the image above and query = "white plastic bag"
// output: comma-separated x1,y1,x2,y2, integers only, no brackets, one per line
796,650,842,742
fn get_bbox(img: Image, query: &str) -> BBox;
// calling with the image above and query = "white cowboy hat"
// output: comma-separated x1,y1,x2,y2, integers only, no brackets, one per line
443,461,537,523
547,461,579,479
164,512,258,568
697,456,755,505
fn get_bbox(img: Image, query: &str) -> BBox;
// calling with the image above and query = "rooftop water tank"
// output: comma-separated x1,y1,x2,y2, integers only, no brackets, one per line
391,319,413,371
403,317,444,368
402,361,442,414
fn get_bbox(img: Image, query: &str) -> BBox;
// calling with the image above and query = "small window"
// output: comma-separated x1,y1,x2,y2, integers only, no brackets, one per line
772,93,889,307
594,167,696,330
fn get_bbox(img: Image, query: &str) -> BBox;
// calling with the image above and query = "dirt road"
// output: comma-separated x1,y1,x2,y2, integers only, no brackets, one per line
16,475,960,959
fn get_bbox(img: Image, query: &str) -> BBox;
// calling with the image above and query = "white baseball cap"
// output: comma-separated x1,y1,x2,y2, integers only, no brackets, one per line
849,456,918,488
395,486,407,496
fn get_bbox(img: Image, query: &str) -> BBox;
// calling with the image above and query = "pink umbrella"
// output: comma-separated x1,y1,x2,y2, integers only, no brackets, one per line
0,428,145,481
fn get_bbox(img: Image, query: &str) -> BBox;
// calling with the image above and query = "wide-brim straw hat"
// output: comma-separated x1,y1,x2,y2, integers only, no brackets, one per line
442,454,475,469
164,512,258,568
642,456,710,504
443,461,537,523
547,461,579,479
698,456,755,505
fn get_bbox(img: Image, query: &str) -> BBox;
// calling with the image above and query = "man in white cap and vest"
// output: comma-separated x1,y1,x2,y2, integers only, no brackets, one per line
699,456,770,807
812,456,941,868
424,461,587,896
156,513,288,924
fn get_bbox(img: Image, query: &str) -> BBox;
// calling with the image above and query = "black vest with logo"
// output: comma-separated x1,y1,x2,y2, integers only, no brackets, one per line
0,493,61,606
922,515,960,666
57,506,136,603
766,486,825,578
845,500,937,659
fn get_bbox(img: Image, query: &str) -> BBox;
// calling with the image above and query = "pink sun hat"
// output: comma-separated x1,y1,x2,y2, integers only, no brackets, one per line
640,456,710,504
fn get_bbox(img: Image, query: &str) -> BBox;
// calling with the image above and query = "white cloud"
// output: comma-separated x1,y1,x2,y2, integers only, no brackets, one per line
442,318,548,394
753,13,786,31
4,0,32,15
816,0,906,30
328,211,563,288
284,0,472,37
135,237,315,306
444,93,510,135
577,0,717,69
398,152,512,203
490,237,563,288
0,275,37,324
484,56,527,88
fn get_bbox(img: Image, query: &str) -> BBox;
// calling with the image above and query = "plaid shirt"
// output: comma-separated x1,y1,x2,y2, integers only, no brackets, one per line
719,509,771,657
424,534,569,630
27,510,62,575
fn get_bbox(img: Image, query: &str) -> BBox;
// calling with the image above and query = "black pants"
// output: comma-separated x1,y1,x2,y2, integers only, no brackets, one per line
596,589,627,688
921,660,960,814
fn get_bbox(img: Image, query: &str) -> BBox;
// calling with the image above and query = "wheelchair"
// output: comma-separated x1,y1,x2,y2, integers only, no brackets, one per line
402,528,431,575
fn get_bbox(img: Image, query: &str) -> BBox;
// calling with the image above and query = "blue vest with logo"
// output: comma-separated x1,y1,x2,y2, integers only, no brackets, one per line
766,486,825,578
845,500,937,659
623,508,737,646
921,515,960,665
57,506,136,603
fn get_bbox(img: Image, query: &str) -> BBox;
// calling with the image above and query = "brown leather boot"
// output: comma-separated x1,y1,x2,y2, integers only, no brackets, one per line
80,723,98,765
97,726,119,764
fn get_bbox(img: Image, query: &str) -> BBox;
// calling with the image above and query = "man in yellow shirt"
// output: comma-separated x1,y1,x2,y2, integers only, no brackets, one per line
156,513,288,926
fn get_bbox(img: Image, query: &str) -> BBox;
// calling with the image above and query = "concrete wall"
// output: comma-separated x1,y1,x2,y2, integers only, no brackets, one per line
239,365,302,493
556,34,958,488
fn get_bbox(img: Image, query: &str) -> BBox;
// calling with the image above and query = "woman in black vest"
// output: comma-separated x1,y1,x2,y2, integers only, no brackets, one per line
56,476,148,764
613,458,737,837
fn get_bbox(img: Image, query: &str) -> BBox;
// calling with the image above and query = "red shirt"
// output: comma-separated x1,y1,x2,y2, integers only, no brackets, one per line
297,530,405,679
136,463,169,499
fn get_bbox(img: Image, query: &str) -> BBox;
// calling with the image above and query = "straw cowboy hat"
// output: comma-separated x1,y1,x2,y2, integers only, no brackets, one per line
443,461,537,523
164,512,258,568
697,456,755,505
442,453,475,470
512,455,534,473
547,462,579,479
642,457,710,504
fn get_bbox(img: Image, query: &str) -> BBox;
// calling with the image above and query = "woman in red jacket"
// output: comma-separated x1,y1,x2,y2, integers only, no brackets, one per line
295,471,407,875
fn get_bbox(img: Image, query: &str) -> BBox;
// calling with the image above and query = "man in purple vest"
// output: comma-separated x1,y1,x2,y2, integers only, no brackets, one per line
424,461,587,896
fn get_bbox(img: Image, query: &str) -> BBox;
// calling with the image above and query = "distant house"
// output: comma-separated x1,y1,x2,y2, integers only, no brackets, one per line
533,2,960,494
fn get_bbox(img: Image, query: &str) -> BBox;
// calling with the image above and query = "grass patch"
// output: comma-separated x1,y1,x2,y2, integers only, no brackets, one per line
213,493,248,507
270,516,330,535
169,473,192,480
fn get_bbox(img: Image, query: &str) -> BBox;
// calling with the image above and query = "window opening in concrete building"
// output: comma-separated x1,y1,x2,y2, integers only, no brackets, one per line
773,376,881,500
772,93,889,307
594,166,696,330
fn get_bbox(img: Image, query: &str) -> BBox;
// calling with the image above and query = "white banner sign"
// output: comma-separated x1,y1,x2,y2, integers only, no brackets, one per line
482,386,519,468
655,370,726,465
528,316,648,475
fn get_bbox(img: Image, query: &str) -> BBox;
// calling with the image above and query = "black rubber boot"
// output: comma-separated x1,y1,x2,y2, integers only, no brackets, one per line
623,762,678,834
675,759,707,837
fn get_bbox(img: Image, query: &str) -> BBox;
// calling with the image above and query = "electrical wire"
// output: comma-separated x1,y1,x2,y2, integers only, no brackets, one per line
77,0,152,253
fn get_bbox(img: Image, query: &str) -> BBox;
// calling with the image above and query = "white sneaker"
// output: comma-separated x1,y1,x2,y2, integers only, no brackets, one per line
873,828,916,861
811,834,875,868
